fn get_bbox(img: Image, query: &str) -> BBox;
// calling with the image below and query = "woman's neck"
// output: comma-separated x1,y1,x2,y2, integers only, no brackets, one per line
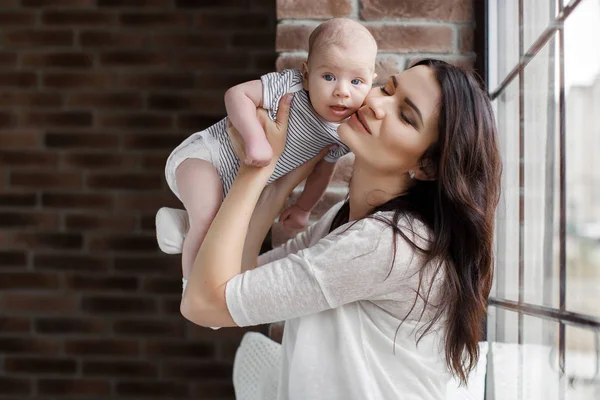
348,162,411,221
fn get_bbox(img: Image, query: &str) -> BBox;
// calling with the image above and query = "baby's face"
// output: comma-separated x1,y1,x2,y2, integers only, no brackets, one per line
303,44,376,123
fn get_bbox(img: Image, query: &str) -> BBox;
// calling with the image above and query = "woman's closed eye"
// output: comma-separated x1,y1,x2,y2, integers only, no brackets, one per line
380,87,414,127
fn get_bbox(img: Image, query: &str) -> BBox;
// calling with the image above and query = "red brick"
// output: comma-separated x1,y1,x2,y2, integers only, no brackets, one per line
42,11,115,26
0,212,58,229
62,152,138,169
65,274,138,291
277,0,352,18
121,132,188,149
144,340,214,359
0,131,40,148
373,56,404,85
191,382,234,399
0,72,37,88
65,339,139,356
113,255,181,275
176,52,250,70
0,337,60,354
86,173,162,190
113,318,185,337
0,193,37,207
22,111,93,128
141,154,165,170
195,11,271,30
88,234,159,252
361,0,472,21
0,52,17,67
177,115,222,130
45,132,119,149
10,171,82,189
460,26,474,53
142,277,182,295
0,377,31,395
116,381,189,397
151,32,229,49
67,92,143,109
98,0,171,5
34,254,110,273
98,113,172,130
65,213,136,231
118,72,194,89
5,357,76,375
0,251,28,269
1,294,78,313
0,316,30,333
79,30,148,47
0,92,62,108
232,32,275,50
275,54,305,72
82,295,156,314
21,52,93,69
175,0,246,7
162,361,232,380
3,30,74,47
407,56,475,70
82,360,158,377
119,12,191,27
12,232,83,250
253,52,278,70
117,194,180,212
275,24,316,52
0,111,16,128
37,379,111,397
161,298,181,315
100,51,168,67
43,72,114,89
35,316,105,334
369,25,453,53
41,192,113,209
0,12,37,25
22,0,94,5
0,151,59,168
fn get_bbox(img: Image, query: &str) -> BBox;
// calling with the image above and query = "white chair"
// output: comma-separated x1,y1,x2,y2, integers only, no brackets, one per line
233,331,489,400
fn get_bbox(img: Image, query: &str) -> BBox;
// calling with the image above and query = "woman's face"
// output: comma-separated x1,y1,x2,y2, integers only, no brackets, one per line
338,65,442,176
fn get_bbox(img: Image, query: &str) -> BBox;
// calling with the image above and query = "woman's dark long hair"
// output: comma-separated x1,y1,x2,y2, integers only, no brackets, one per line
331,59,502,385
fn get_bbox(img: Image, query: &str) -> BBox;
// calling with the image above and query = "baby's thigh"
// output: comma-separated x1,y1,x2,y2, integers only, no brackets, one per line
176,159,223,222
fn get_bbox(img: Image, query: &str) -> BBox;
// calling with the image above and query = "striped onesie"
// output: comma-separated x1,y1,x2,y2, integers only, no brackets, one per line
165,69,351,199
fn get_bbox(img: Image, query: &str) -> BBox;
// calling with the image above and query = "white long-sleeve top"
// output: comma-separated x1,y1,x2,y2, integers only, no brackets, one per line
225,202,452,400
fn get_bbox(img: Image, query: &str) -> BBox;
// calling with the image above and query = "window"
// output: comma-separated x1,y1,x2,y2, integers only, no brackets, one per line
484,0,600,398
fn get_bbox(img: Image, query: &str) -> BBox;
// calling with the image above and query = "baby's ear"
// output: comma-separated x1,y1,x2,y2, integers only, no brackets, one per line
372,72,378,82
301,61,310,90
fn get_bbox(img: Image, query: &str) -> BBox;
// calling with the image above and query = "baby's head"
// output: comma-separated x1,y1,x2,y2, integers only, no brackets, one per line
302,18,377,123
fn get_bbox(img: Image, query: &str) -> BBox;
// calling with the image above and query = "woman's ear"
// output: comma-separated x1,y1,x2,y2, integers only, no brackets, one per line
301,61,310,91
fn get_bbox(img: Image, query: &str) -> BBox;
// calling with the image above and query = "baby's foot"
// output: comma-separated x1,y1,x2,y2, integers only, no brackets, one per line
244,137,273,167
155,207,189,254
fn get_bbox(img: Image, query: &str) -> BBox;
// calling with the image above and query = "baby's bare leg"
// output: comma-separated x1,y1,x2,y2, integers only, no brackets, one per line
175,159,223,279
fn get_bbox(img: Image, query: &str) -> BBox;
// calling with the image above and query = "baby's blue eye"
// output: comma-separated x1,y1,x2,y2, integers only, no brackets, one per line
323,74,334,81
351,79,361,85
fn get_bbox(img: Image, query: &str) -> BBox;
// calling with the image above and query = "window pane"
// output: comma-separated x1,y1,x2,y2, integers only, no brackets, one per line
492,79,520,303
486,310,562,399
566,326,600,399
564,0,600,317
523,0,558,52
522,35,560,309
488,0,519,90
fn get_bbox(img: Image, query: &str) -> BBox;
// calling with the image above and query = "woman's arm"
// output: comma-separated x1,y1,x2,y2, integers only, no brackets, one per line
180,94,327,328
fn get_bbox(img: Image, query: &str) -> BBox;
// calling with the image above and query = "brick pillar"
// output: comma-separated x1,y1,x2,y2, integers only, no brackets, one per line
0,1,276,399
272,0,475,246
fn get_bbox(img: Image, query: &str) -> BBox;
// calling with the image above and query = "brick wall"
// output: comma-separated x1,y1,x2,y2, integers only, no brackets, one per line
0,0,475,399
0,1,276,399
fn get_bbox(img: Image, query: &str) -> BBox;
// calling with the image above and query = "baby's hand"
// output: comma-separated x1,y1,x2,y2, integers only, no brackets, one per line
279,204,310,230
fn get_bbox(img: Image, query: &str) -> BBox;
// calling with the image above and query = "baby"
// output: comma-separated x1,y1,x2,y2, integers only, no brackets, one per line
156,18,378,280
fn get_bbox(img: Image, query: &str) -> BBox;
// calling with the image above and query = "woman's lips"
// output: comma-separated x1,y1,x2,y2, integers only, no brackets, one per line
349,113,370,135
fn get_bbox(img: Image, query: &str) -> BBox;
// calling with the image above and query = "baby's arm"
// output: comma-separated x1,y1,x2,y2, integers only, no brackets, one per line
224,80,273,166
279,159,337,230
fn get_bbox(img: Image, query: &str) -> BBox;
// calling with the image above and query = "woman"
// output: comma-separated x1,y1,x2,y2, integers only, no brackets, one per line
180,59,501,399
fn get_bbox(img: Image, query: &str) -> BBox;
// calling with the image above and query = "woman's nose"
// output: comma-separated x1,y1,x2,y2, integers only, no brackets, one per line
365,95,386,120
